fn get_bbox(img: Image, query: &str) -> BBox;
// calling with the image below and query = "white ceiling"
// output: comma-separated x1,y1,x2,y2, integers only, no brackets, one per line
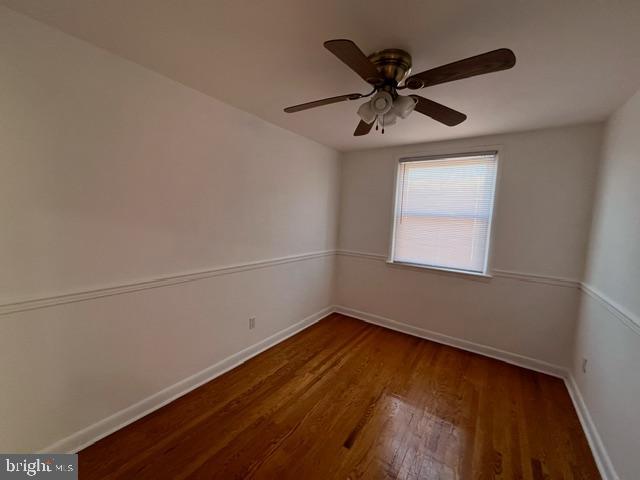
4,0,640,151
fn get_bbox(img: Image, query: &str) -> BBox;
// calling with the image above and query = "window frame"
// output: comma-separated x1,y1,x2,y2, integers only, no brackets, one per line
387,145,502,278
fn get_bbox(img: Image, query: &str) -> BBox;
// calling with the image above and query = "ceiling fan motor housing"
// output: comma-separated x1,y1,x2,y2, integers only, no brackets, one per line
368,48,413,84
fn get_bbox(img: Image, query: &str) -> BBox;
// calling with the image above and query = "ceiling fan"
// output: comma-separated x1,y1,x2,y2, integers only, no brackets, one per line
284,39,516,136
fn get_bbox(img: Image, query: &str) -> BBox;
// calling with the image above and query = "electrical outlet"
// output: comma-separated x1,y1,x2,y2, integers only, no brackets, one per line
582,358,588,373
249,317,256,330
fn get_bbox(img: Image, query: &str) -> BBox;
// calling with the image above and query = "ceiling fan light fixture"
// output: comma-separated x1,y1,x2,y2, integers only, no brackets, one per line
357,101,377,124
392,95,418,119
382,111,397,126
370,91,393,115
357,91,394,124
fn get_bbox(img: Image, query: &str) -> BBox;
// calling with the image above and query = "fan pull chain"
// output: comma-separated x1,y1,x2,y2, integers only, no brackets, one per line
381,115,385,134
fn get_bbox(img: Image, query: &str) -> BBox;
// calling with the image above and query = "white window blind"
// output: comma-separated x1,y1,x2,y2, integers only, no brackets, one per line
391,152,498,274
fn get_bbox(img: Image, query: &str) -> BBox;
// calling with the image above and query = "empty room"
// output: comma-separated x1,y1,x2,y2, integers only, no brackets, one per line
1,1,639,479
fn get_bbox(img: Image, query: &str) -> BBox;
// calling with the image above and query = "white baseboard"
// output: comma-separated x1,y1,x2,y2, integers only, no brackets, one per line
332,305,616,480
333,305,566,378
40,306,334,454
564,375,619,480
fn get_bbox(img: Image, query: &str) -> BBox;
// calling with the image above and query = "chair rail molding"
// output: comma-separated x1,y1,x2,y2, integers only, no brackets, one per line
580,283,640,336
0,250,335,316
335,249,581,288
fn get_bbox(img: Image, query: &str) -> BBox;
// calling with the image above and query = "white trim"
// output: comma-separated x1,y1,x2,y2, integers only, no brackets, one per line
0,250,335,316
2,250,588,317
398,150,499,163
40,306,334,454
564,375,619,480
337,249,388,261
336,249,581,288
580,283,640,335
493,269,581,288
332,305,567,378
387,158,403,262
387,260,493,279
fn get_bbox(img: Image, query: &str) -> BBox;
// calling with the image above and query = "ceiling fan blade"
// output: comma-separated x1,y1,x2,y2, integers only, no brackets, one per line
411,95,467,126
354,119,374,136
284,93,362,113
405,48,516,90
324,39,385,86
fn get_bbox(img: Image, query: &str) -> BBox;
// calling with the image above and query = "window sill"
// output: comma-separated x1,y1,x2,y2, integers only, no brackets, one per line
386,260,493,281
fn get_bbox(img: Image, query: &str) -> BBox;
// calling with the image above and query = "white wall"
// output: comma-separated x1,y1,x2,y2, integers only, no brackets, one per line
572,89,640,480
0,8,339,452
2,7,635,471
337,124,602,367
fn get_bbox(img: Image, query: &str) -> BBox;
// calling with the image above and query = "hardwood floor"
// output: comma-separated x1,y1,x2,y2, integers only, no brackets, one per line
79,314,600,479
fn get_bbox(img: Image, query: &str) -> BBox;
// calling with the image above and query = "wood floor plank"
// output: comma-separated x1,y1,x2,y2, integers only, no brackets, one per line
79,314,601,479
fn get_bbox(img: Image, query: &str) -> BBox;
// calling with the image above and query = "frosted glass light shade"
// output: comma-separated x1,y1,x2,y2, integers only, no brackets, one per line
370,91,393,115
357,101,376,124
383,112,397,126
392,95,418,119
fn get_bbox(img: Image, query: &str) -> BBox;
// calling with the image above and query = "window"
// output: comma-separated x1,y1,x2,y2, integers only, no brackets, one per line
390,151,498,275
